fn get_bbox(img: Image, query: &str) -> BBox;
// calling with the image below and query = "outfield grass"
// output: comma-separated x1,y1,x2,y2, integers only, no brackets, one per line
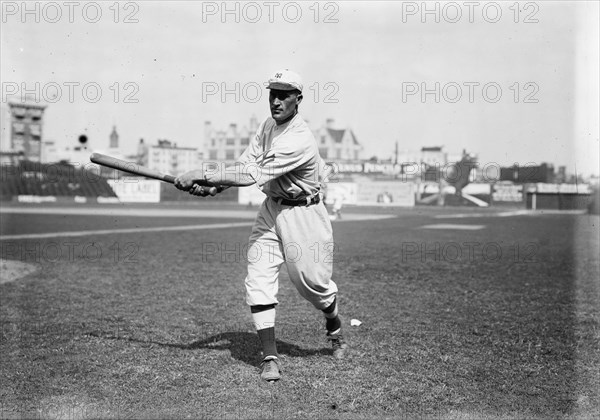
0,206,598,419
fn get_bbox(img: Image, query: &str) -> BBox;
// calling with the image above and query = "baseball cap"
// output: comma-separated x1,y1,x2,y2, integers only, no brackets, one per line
267,69,303,93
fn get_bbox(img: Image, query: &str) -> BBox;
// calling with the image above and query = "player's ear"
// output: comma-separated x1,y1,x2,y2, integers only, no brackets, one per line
295,92,303,106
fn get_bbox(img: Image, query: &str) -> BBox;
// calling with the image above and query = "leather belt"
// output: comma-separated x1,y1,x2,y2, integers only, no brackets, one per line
273,195,321,207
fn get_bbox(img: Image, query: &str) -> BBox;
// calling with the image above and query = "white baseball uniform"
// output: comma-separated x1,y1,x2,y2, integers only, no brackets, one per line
237,113,338,310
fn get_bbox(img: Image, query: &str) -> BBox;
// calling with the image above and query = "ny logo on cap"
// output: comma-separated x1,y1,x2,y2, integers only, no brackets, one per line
275,73,282,78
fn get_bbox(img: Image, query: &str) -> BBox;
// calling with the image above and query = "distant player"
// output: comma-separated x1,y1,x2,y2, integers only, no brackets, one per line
174,69,347,382
330,188,346,221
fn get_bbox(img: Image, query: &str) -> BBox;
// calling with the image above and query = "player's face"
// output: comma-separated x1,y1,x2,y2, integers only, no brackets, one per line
269,89,302,124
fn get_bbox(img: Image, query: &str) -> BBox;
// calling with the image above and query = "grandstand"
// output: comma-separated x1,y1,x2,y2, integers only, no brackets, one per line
0,160,117,202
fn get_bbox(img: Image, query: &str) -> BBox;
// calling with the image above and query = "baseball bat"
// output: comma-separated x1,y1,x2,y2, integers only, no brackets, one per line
90,153,219,196
90,152,176,183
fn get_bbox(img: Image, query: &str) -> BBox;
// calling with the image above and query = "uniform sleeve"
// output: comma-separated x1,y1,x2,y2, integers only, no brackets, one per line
247,134,314,187
237,121,265,165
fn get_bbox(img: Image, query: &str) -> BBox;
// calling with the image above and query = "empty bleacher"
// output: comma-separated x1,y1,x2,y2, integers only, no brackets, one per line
1,161,118,201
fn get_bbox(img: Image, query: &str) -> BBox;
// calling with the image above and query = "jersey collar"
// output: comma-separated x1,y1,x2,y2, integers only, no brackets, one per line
273,113,301,134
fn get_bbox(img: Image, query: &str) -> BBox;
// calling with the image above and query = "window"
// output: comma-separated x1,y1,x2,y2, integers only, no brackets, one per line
30,109,43,120
209,150,218,160
336,149,341,159
321,135,327,145
13,122,25,134
29,124,41,137
226,138,235,146
12,107,26,118
225,150,236,160
240,137,250,146
319,148,328,159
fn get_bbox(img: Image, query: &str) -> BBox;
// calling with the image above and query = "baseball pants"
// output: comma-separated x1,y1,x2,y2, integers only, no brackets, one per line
245,197,338,310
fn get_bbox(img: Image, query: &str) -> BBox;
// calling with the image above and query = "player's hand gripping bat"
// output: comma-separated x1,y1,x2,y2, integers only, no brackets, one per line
89,153,219,196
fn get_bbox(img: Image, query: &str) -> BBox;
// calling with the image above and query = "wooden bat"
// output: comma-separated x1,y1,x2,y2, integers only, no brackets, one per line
89,153,217,195
90,152,177,183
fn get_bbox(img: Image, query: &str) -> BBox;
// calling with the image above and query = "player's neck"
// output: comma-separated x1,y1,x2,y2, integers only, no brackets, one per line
275,111,297,126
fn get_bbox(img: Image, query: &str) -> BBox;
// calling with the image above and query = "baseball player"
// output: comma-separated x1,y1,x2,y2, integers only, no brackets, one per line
174,69,347,382
330,188,346,220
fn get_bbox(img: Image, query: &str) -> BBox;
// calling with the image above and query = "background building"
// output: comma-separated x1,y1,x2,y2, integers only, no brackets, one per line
204,117,259,162
315,119,363,161
0,104,10,152
500,163,555,184
204,117,363,163
139,139,202,177
41,140,59,163
420,146,447,167
5,101,46,162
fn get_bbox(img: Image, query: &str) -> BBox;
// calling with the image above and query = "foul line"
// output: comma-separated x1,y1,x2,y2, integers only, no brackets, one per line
420,224,486,230
435,209,587,219
0,222,253,240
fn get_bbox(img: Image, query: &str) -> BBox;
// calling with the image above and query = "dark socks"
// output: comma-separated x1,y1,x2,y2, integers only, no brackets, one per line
326,316,341,333
256,327,277,359
322,297,341,334
251,304,278,359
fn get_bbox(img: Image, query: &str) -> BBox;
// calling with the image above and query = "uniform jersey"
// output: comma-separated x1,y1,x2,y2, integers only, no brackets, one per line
237,114,323,200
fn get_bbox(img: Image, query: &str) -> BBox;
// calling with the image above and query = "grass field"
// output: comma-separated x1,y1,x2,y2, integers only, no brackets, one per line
0,202,598,419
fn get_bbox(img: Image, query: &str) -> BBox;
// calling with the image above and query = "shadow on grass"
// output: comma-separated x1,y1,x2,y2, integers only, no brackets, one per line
120,332,331,366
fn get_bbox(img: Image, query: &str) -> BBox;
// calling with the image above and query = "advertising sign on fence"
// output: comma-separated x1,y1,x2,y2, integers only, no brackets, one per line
492,183,523,202
356,181,415,206
108,179,161,203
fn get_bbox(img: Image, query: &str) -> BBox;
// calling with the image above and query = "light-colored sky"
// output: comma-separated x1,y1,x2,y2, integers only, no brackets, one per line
2,1,599,175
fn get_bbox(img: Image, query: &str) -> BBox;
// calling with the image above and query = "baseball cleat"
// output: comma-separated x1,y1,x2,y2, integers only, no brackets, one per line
260,357,282,382
327,332,348,359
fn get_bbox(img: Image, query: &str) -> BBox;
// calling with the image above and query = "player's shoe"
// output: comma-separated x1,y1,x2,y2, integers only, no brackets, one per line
327,332,348,359
260,356,281,382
